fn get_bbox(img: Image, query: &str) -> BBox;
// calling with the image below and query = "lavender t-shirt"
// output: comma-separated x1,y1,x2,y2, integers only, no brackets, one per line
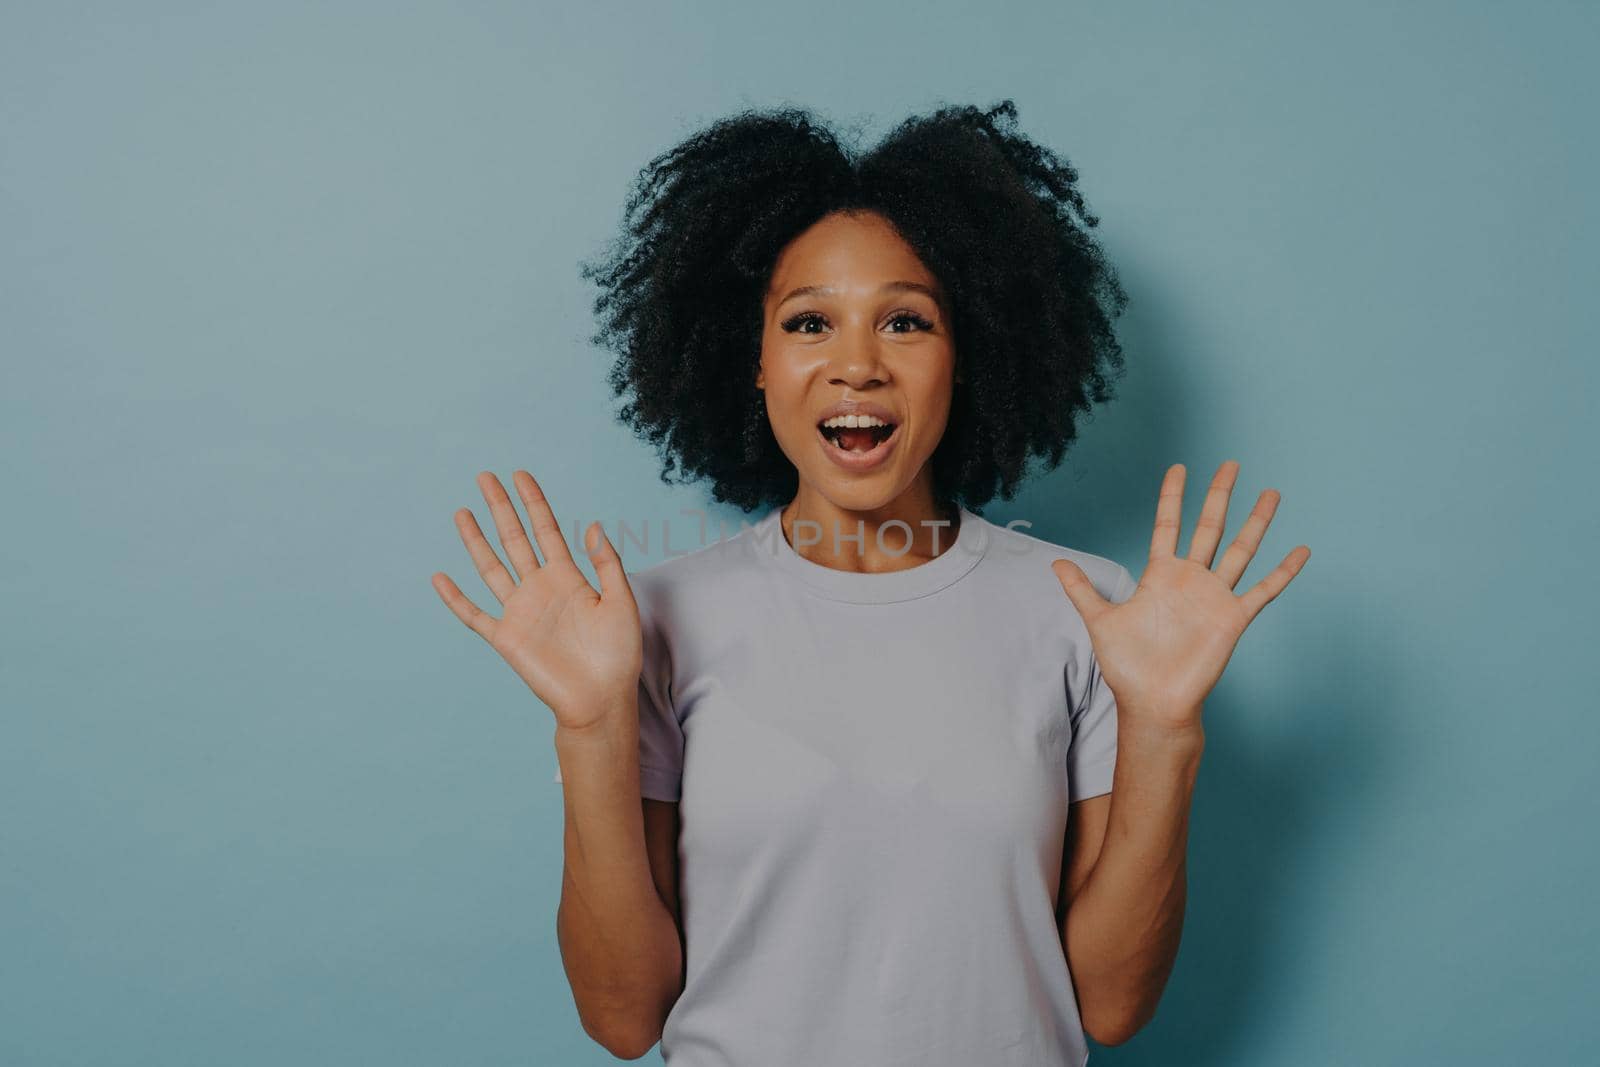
554,505,1136,1065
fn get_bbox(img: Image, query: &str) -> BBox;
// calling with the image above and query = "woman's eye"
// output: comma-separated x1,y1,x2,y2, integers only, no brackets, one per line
780,311,933,334
887,312,934,333
781,313,827,334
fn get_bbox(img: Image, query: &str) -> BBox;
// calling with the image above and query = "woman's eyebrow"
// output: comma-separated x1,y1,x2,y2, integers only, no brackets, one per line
775,280,943,306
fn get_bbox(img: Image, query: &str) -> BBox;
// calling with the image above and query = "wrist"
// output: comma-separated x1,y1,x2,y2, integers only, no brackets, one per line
553,692,638,739
1118,703,1206,751
1116,715,1205,795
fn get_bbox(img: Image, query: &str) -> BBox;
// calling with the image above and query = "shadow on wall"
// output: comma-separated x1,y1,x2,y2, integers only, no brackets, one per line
1001,261,1396,1065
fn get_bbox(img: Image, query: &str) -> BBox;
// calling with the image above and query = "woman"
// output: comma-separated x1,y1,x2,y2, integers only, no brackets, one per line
431,100,1309,1065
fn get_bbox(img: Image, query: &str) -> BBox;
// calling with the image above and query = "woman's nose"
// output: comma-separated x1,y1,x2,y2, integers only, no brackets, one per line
825,326,888,387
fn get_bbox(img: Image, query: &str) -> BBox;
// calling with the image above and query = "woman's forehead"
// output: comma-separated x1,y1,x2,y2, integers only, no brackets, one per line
766,212,943,301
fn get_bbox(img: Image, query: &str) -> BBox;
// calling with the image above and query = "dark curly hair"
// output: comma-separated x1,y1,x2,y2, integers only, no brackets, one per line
579,99,1129,514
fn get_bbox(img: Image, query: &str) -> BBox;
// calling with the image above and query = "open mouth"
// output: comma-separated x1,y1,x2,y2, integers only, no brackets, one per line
817,419,899,455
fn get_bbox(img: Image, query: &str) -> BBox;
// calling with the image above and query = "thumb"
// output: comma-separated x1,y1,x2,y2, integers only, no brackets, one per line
585,521,634,604
1051,558,1111,626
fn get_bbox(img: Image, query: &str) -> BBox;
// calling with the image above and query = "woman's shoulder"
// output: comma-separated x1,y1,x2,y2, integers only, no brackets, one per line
622,511,776,602
968,513,1133,603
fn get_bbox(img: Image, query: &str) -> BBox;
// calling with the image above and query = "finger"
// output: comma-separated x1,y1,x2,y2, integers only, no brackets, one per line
1149,463,1187,561
431,571,499,642
477,471,540,582
1186,459,1240,568
1051,558,1113,626
454,506,518,602
584,521,635,605
1215,489,1281,588
513,470,577,570
1237,545,1311,624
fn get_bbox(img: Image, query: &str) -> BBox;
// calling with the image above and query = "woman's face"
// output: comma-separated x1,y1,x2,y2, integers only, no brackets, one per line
757,210,957,515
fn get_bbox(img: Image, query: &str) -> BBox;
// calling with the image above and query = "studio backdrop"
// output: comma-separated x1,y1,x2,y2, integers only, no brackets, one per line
2,2,1595,1065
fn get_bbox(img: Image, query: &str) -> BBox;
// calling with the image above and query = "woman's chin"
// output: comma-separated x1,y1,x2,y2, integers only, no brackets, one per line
801,468,916,515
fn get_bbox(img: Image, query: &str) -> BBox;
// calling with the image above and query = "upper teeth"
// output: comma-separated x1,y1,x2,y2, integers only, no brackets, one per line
820,414,891,429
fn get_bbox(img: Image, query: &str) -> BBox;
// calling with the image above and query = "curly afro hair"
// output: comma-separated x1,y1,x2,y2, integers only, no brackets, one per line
579,99,1129,514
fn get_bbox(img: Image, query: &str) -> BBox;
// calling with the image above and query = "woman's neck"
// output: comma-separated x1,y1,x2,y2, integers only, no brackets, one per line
779,488,961,575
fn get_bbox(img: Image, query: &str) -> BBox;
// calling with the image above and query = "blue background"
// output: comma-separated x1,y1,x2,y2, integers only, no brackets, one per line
3,2,1595,1064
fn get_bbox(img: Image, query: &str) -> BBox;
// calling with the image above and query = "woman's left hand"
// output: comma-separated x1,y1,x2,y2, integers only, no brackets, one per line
1051,460,1310,733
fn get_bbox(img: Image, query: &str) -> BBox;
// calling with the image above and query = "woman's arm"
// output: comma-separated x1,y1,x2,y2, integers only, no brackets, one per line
1050,459,1309,1046
554,707,684,1058
1059,714,1203,1046
430,470,684,1058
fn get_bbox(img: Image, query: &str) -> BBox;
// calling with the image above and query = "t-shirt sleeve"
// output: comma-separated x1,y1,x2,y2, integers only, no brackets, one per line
552,580,684,802
1066,562,1138,804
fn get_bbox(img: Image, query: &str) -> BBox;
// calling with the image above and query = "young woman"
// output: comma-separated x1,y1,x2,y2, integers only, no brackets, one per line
431,100,1309,1065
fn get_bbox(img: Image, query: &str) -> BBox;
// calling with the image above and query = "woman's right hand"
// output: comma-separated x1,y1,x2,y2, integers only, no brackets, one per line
431,470,642,733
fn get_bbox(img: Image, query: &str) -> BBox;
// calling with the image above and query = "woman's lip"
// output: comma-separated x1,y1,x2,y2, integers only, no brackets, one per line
816,422,901,472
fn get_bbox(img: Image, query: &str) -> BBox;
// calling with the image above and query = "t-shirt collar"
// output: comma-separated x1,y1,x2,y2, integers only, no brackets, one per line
748,505,988,603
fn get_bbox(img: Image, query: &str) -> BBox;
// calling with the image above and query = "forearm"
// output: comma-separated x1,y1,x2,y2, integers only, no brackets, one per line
553,701,683,1053
1063,708,1204,1044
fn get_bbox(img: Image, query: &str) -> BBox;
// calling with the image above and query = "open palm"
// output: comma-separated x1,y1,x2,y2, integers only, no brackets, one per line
1051,460,1310,730
431,471,641,731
